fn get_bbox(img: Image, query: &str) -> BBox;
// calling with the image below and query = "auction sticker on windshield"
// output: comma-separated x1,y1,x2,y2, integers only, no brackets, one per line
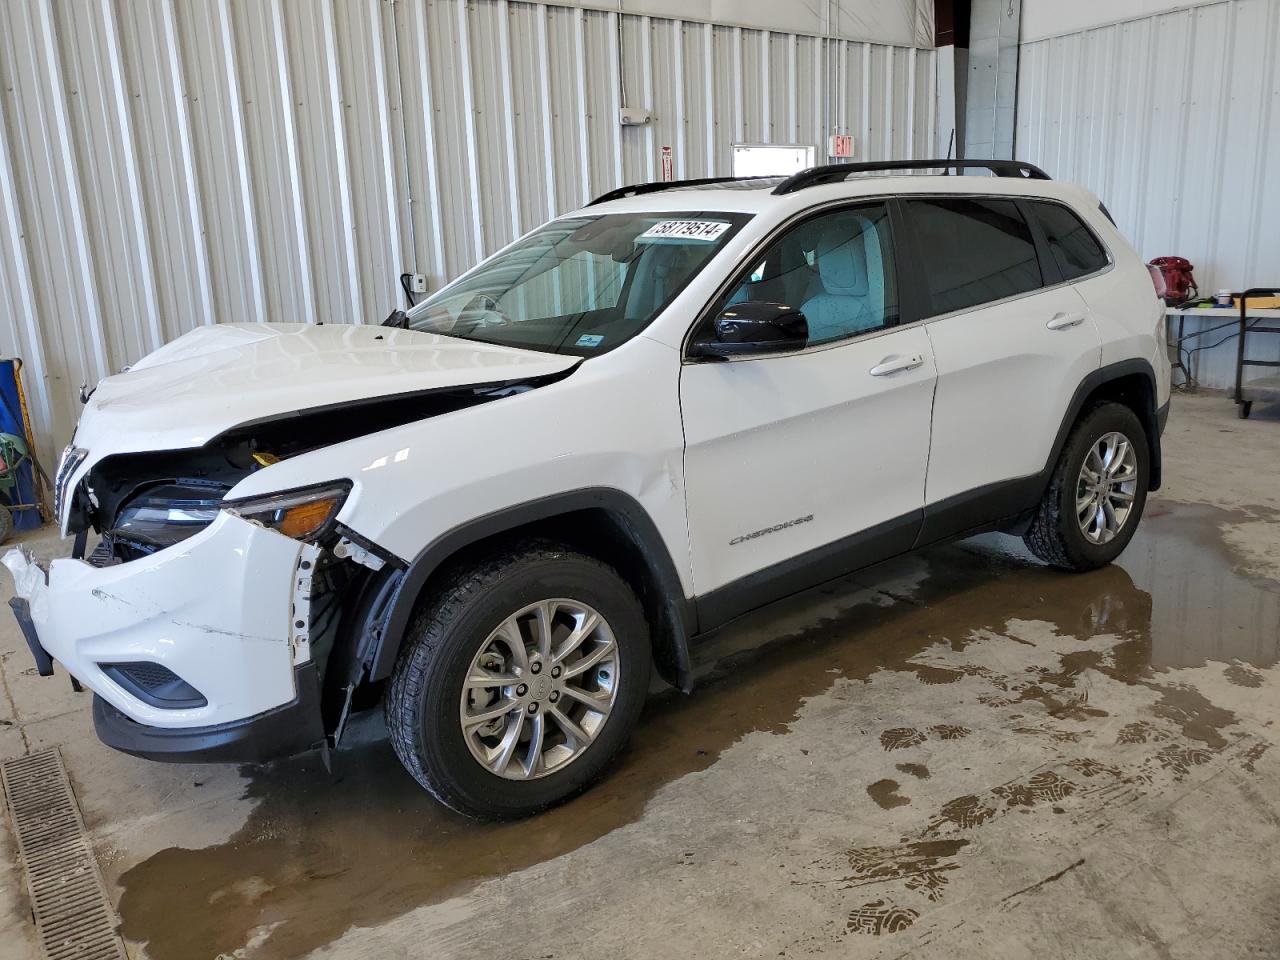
639,220,731,242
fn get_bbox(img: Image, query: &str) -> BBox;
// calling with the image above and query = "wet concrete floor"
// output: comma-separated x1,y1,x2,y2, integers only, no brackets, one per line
2,393,1279,959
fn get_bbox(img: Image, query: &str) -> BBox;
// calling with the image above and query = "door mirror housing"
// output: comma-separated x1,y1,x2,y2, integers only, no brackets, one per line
689,300,809,359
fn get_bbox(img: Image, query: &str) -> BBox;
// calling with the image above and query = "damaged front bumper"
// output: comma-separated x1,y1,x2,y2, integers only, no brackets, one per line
90,661,324,764
2,511,326,763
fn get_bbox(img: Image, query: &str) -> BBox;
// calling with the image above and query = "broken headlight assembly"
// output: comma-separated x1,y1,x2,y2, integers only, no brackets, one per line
222,481,351,542
112,482,227,551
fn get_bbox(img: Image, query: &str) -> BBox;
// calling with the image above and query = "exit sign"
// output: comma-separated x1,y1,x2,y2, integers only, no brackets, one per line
828,134,855,158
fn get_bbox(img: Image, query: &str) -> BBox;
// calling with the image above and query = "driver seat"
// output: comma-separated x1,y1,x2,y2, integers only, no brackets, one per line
800,217,884,343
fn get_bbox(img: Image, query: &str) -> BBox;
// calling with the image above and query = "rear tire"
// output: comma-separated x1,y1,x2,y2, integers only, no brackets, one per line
385,540,651,820
1023,402,1149,571
0,505,13,545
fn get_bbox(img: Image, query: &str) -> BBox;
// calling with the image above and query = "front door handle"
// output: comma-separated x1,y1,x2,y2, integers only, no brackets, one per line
869,354,924,376
1047,311,1085,330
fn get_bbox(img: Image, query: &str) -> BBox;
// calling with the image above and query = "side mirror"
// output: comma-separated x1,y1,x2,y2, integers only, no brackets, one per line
689,301,809,359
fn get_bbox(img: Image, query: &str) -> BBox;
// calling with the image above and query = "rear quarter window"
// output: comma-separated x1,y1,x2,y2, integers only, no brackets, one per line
1028,200,1110,282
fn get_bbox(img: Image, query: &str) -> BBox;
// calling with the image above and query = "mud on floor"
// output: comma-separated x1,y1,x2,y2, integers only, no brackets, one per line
92,499,1280,960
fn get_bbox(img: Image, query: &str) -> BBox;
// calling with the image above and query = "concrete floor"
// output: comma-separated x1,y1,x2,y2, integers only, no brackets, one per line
2,392,1279,960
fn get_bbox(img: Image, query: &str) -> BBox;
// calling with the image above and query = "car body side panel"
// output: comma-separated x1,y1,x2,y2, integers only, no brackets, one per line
680,326,936,595
1061,189,1170,406
922,284,1102,506
225,336,696,596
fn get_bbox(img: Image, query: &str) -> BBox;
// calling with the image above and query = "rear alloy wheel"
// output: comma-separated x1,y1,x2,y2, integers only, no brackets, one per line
386,541,650,819
1024,402,1150,571
1074,431,1140,545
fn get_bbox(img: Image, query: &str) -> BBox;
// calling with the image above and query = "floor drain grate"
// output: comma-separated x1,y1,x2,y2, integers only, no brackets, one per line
1,749,127,960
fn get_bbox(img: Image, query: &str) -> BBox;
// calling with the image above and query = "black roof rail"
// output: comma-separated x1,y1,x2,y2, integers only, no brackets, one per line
771,158,1051,195
586,160,1051,206
587,175,779,206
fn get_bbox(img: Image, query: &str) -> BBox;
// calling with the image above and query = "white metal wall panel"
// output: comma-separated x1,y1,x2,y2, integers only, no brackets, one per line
0,0,935,461
1017,0,1280,388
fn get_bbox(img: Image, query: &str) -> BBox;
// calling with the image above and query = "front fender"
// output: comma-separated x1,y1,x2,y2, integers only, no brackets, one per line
361,487,695,690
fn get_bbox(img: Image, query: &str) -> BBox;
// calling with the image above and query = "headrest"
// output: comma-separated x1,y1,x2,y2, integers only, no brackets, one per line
814,224,869,296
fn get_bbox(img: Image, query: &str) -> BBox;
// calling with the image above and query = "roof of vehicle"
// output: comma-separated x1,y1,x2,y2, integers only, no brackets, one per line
575,159,1098,218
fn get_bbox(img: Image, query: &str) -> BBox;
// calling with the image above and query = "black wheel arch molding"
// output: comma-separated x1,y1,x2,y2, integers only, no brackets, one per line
1045,357,1164,493
342,488,697,707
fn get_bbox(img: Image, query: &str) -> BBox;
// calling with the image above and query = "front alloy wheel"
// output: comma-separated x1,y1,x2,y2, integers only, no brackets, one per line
461,599,619,780
386,541,650,819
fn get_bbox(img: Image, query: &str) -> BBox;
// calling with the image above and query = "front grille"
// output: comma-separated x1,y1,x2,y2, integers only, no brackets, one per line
115,661,179,689
53,445,88,522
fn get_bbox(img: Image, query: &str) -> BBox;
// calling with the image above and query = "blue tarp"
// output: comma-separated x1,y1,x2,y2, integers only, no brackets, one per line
0,358,43,531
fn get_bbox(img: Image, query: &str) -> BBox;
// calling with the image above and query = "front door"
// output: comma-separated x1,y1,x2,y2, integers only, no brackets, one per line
679,202,937,626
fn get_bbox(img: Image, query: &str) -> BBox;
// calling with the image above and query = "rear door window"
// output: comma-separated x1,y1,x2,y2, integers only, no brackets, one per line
904,198,1043,316
1028,200,1110,281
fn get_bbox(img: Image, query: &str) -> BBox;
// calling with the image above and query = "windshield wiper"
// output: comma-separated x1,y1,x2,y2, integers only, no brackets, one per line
381,309,410,329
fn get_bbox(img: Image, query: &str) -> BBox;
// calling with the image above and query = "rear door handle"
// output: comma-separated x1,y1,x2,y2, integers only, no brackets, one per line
869,354,924,376
1047,311,1085,330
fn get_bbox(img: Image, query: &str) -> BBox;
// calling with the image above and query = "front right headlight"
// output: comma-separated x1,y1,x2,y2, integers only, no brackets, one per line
114,482,225,549
222,481,351,542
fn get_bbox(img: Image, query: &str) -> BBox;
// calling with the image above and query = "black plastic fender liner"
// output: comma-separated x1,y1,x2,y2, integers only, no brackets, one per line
363,488,696,692
9,598,53,677
320,558,403,740
1047,357,1162,491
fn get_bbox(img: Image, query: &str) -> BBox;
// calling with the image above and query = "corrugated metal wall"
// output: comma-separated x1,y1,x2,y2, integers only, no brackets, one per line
0,0,936,462
1016,0,1280,388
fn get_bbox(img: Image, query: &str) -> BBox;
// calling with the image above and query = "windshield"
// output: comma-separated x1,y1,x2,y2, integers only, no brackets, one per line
406,211,751,355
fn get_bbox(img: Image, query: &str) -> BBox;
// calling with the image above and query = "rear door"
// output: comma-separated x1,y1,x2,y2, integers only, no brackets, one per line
903,196,1103,540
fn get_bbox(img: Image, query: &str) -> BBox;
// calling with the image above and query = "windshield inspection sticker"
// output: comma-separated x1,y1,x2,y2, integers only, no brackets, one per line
575,334,605,348
639,220,731,242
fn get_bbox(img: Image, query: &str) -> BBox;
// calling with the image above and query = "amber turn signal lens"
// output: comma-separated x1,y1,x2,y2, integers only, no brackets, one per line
222,482,351,542
275,497,341,539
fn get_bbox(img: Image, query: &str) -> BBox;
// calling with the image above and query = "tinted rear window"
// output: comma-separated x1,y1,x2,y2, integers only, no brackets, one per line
905,198,1042,315
1029,200,1109,281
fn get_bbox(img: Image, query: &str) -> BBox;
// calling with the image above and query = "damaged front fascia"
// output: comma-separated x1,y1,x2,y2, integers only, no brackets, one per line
70,367,577,539
60,370,570,743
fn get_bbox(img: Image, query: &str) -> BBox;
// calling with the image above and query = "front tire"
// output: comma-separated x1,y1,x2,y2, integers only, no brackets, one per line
385,540,651,820
1024,402,1150,571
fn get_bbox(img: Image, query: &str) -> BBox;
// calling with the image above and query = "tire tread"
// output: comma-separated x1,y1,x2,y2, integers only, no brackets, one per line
1024,401,1147,571
385,539,644,818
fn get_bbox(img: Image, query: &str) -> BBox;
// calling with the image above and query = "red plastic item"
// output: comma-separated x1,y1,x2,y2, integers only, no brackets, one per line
1148,256,1198,305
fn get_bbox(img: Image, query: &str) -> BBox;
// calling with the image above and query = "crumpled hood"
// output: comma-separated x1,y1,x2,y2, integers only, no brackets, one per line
72,323,579,456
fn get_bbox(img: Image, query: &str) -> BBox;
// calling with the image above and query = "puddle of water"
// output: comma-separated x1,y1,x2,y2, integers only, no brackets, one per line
114,502,1279,960
866,779,911,809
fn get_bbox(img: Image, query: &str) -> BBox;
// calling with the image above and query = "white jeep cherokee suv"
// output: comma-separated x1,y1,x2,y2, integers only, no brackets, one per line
5,159,1170,819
